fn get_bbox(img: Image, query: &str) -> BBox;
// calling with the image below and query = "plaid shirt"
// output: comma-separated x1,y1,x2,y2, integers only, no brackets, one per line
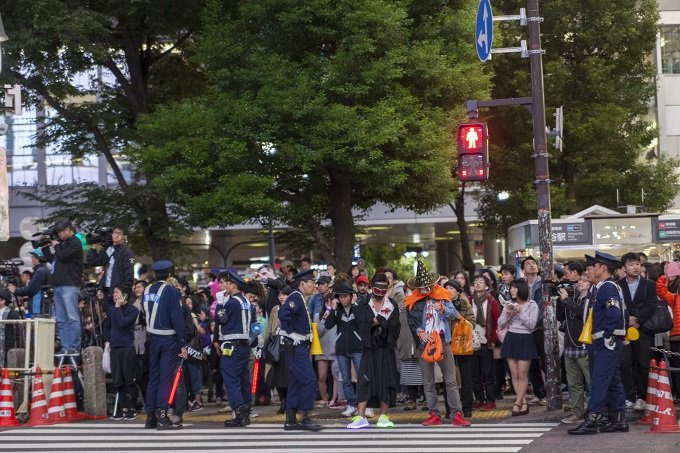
564,344,588,359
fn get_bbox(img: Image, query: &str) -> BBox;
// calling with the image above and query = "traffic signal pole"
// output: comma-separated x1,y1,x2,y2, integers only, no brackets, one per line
466,0,561,411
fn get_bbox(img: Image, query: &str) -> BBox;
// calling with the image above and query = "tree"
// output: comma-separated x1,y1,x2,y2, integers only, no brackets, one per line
138,0,492,270
1,0,208,259
478,0,678,236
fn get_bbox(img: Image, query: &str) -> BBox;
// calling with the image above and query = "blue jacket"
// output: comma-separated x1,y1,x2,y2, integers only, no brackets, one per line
216,292,255,341
108,303,139,348
407,297,459,348
143,281,186,347
279,291,311,337
591,279,627,340
14,263,49,314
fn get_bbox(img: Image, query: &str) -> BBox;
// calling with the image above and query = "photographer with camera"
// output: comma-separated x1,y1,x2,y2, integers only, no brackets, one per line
86,225,135,313
8,249,50,316
41,219,83,355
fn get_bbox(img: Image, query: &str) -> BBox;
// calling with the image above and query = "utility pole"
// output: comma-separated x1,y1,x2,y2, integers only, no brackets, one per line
465,0,561,410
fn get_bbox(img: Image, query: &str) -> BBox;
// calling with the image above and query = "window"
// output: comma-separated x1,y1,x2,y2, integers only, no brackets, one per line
661,25,680,74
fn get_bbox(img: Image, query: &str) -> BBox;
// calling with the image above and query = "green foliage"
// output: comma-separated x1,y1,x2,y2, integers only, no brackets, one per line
138,0,492,266
479,0,677,235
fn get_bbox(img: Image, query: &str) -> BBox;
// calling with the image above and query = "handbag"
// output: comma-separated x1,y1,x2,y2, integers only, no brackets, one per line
640,299,674,334
421,330,444,363
451,320,474,356
263,334,281,363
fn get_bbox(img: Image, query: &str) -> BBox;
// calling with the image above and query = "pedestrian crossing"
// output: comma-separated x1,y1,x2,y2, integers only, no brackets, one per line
0,422,557,452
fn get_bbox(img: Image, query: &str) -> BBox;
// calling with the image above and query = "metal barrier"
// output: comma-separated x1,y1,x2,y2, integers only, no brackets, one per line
651,346,680,390
0,318,55,413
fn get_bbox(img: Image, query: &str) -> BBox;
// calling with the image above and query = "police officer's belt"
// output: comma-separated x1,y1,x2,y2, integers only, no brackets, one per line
279,331,311,342
592,329,626,340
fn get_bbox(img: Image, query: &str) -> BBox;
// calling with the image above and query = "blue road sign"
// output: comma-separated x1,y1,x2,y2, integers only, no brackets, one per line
475,0,493,62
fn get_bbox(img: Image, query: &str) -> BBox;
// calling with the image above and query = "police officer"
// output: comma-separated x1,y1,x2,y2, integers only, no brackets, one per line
216,270,256,427
143,260,188,430
569,251,628,435
278,269,321,431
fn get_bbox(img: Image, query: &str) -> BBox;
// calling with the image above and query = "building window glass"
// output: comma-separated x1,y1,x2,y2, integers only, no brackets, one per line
2,115,39,186
661,25,680,74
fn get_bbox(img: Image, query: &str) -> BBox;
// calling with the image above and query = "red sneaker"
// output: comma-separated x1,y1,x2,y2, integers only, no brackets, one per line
480,401,496,411
327,400,347,410
451,411,471,427
422,411,442,426
472,401,483,409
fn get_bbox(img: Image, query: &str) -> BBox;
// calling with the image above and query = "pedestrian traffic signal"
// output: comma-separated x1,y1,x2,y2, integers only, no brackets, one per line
456,122,489,181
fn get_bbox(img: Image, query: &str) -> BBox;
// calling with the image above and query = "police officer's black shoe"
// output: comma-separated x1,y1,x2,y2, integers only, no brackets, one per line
298,411,322,431
598,411,629,433
568,412,601,435
224,405,248,428
144,411,157,429
156,409,182,430
284,409,300,431
241,405,251,426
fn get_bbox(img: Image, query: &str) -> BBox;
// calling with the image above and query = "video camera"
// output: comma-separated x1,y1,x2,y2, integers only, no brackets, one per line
550,280,576,299
85,227,113,247
0,259,22,286
31,224,60,249
80,282,99,301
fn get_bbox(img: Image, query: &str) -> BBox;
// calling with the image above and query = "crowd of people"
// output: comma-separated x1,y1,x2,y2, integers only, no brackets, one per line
2,222,680,434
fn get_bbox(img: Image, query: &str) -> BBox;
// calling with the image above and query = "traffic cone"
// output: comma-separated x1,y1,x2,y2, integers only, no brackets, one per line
0,368,20,426
46,368,67,423
639,359,658,425
646,360,680,433
27,367,55,426
62,367,83,422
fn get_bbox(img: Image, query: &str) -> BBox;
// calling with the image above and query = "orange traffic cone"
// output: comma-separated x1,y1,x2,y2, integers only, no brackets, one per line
647,360,680,433
27,367,55,426
47,368,67,423
639,359,658,425
62,366,83,421
0,368,20,426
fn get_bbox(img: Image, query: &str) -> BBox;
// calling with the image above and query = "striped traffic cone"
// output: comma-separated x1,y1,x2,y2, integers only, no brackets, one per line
646,360,680,433
0,368,20,426
62,366,83,421
639,359,658,425
47,368,68,424
27,367,54,426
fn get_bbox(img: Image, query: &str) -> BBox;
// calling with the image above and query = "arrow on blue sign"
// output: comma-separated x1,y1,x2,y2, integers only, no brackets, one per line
476,0,493,62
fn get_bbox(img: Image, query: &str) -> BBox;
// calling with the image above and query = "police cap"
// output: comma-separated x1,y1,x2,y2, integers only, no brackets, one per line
228,270,245,285
151,260,174,272
594,251,620,268
293,269,315,283
584,254,596,267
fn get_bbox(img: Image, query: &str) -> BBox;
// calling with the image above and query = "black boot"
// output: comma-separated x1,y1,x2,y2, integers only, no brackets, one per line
224,405,248,428
277,399,286,415
144,411,157,429
156,409,181,431
241,405,251,426
284,409,299,431
598,410,629,433
298,411,322,431
568,412,601,435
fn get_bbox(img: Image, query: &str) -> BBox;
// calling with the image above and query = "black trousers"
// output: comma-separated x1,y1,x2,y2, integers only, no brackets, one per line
455,354,474,413
529,330,546,398
472,346,496,402
620,332,654,401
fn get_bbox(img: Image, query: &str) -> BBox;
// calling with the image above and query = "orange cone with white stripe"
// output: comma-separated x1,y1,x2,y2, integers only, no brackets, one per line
47,368,67,423
639,359,658,425
0,368,20,426
647,360,680,433
62,366,83,421
27,367,55,426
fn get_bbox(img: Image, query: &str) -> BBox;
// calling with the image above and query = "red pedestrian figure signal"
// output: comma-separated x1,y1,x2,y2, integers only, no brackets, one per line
456,122,488,181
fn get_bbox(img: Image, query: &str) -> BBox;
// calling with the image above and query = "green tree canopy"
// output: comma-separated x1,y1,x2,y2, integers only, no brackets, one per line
138,0,492,269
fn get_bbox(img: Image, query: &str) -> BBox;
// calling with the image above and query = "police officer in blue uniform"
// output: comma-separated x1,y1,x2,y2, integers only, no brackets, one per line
278,269,322,431
569,251,628,435
217,270,256,427
143,260,188,430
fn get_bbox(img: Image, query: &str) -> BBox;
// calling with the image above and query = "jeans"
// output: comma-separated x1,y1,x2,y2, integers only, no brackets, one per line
54,285,81,351
336,352,362,407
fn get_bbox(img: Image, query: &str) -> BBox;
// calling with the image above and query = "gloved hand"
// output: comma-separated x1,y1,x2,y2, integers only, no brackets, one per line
604,336,616,351
292,336,301,346
216,309,227,324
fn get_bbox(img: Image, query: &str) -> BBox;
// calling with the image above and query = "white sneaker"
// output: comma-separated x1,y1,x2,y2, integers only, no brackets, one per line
633,398,646,411
346,416,369,429
342,405,358,417
365,407,375,418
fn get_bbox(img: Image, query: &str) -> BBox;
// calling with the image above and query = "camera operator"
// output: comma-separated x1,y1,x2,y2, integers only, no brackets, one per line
42,219,84,355
8,249,50,316
86,225,135,313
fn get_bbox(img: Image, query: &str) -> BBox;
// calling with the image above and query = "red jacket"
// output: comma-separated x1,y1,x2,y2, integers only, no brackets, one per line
656,275,680,339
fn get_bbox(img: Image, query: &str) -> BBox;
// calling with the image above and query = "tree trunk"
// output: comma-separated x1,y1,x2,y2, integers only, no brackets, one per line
564,160,578,214
451,183,475,275
328,171,355,271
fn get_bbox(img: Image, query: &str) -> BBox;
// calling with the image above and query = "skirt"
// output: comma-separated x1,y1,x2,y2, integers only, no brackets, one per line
399,358,424,386
501,331,538,361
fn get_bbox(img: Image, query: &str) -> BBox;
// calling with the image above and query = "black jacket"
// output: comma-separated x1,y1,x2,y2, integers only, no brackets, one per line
14,263,50,298
43,236,83,287
87,244,134,290
617,277,657,326
557,292,588,350
324,303,363,354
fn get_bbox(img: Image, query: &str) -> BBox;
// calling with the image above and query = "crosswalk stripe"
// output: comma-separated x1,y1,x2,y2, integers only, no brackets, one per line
0,422,557,453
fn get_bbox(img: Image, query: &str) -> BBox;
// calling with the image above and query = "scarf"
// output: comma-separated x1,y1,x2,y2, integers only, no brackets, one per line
473,292,488,328
369,297,395,320
404,284,451,310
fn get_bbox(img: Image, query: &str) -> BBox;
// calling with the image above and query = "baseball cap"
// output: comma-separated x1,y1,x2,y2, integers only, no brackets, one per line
356,275,369,284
